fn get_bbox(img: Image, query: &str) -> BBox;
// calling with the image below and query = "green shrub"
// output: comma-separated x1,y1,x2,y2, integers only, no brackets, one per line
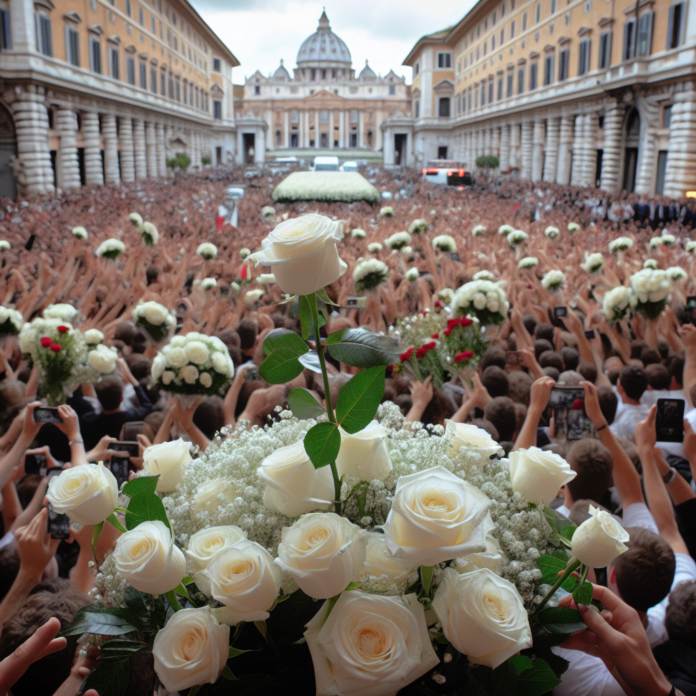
166,152,191,170
201,155,212,165
476,155,500,168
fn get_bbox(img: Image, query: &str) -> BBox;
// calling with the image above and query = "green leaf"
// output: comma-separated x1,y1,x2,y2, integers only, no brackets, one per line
82,652,133,696
124,489,169,531
92,521,104,557
420,566,434,595
122,476,159,498
316,288,339,306
508,655,533,674
60,606,139,637
491,660,521,696
229,646,257,659
516,658,563,696
254,620,267,640
537,553,577,592
304,422,340,469
538,607,586,634
262,328,308,357
560,525,577,542
325,328,401,368
106,512,127,534
221,665,238,681
298,295,312,340
259,349,306,384
287,388,326,420
573,580,593,607
335,366,385,434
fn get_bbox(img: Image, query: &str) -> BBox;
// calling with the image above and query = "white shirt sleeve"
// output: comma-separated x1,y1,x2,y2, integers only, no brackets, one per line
552,648,625,696
621,502,659,535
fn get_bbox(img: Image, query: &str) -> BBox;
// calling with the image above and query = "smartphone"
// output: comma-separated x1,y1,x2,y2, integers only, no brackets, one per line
110,457,131,488
24,234,36,252
244,368,260,381
24,452,47,476
506,351,524,365
686,296,696,310
109,441,140,458
46,467,63,480
121,422,145,440
584,330,596,340
656,398,685,443
554,307,568,318
449,252,461,262
47,504,71,540
33,407,63,424
346,297,367,308
548,387,585,410
565,410,597,441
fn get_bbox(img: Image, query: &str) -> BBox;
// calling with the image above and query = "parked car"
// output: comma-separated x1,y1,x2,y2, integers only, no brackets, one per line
340,161,359,172
421,160,473,187
312,156,340,172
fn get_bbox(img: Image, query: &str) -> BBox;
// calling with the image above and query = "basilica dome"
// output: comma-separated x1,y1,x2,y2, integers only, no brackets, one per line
296,11,352,67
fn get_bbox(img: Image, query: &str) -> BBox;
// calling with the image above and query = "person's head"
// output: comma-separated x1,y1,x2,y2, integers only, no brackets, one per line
630,340,648,361
617,364,648,403
668,355,684,390
126,355,151,382
542,366,560,381
484,397,517,442
522,314,537,336
481,366,509,398
508,371,533,406
479,346,507,372
557,370,583,386
16,474,42,510
0,379,27,435
565,438,613,504
421,387,455,426
95,375,124,412
577,361,598,384
193,396,225,440
597,385,618,425
604,356,624,385
640,347,661,366
0,544,19,601
394,393,412,416
535,322,554,343
113,321,139,345
665,580,696,648
561,347,580,372
539,351,564,372
645,363,671,391
236,318,258,353
471,418,499,441
145,264,159,285
534,339,554,360
609,527,675,612
216,329,241,352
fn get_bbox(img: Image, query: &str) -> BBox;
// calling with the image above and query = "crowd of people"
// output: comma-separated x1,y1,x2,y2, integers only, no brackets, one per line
0,165,695,696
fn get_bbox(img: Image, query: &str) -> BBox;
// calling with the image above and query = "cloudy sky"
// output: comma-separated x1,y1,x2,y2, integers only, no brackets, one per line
189,0,473,83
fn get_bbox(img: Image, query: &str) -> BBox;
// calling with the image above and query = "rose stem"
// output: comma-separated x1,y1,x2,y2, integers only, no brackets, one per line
533,556,581,615
166,590,183,612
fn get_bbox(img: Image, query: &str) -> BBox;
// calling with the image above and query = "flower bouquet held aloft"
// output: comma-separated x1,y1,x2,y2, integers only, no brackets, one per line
96,239,126,260
452,279,510,325
541,270,566,292
0,306,23,336
630,268,672,320
133,301,176,343
385,231,411,250
353,259,389,294
602,286,631,323
432,235,457,253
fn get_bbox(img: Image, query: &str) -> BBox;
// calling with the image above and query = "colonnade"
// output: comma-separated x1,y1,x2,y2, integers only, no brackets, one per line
281,108,381,150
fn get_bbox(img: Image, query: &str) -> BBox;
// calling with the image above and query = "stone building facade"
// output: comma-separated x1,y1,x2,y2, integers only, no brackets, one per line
384,0,696,197
239,11,411,155
0,0,257,198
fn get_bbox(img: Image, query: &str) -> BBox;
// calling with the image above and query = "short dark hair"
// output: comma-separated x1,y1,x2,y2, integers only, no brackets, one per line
535,323,554,342
645,363,671,391
665,580,696,647
598,386,618,425
522,314,537,336
508,371,533,406
668,355,684,388
113,321,139,345
561,347,580,372
145,265,159,285
481,366,509,398
578,361,598,384
484,397,517,441
566,438,613,503
543,366,560,381
236,318,258,351
479,347,507,371
619,364,648,401
630,340,648,360
0,545,19,601
613,527,675,612
127,355,151,382
216,329,241,351
534,339,554,360
193,396,225,440
539,351,564,372
95,375,124,412
640,347,661,366
421,387,455,426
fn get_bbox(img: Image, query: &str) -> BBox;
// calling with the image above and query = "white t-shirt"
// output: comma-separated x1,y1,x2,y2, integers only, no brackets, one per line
552,648,625,696
610,403,651,442
622,502,659,535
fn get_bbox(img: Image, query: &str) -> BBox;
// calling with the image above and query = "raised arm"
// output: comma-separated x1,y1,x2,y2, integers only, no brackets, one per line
513,376,556,451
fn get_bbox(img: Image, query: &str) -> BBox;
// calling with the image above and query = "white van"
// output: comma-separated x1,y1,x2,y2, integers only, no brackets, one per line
312,156,340,172
340,161,359,172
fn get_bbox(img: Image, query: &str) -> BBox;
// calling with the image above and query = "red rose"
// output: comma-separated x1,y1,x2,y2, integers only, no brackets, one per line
447,318,460,330
57,326,69,334
400,348,415,363
572,399,583,410
40,337,52,348
240,265,248,280
454,351,474,364
434,300,443,308
424,341,436,351
431,333,439,339
443,328,451,337
386,365,394,374
50,344,62,352
416,348,426,359
421,310,428,316
460,317,473,327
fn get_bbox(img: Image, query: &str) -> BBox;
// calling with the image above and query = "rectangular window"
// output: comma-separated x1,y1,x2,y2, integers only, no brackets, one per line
623,19,636,59
66,26,79,66
599,30,612,68
126,0,131,16
663,105,672,128
544,54,554,84
126,55,135,84
414,62,419,75
175,80,180,101
110,46,119,79
492,37,495,50
558,48,569,79
90,38,101,73
320,109,328,123
291,109,298,123
498,77,503,100
518,67,525,93
480,84,484,106
389,84,396,95
350,109,358,123
437,52,452,68
36,13,52,56
415,100,420,118
213,57,221,71
253,85,260,95
160,71,165,95
551,0,556,12
139,61,146,88
507,72,513,96
0,9,10,49
638,12,653,55
523,12,528,30
488,80,494,102
501,28,504,43
151,66,157,93
213,100,221,119
439,97,450,117
139,6,144,25
530,61,538,89
535,3,541,22
578,38,591,74
667,2,685,49
511,20,515,38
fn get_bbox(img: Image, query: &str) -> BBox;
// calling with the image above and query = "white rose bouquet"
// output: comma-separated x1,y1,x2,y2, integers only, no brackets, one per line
353,258,389,293
473,270,495,281
96,238,126,260
409,218,428,234
261,205,276,218
603,286,632,323
380,206,394,217
630,268,672,319
649,236,664,249
152,332,234,396
567,222,580,233
686,240,696,254
609,236,633,254
453,279,509,324
405,267,419,282
385,231,411,250
141,221,159,246
581,252,604,274
662,233,676,246
0,306,23,335
402,245,415,260
129,212,143,227
541,270,566,292
201,278,217,291
0,240,11,250
350,228,366,239
196,242,218,260
668,266,687,282
472,224,486,236
498,224,514,236
44,303,79,323
86,343,118,378
518,256,539,269
244,289,265,307
432,235,457,252
133,301,176,343
544,226,560,239
71,226,88,240
644,259,658,269
507,229,528,246
367,242,383,253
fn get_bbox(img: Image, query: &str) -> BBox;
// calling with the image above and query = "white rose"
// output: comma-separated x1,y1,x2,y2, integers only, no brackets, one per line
184,340,210,365
143,439,192,492
448,421,502,460
152,607,229,693
276,513,366,599
192,479,236,516
170,335,186,348
305,592,439,696
199,372,213,388
88,345,117,374
453,533,504,575
335,421,392,482
258,441,334,517
571,504,630,567
382,466,491,567
83,329,104,345
151,354,166,381
113,521,186,595
180,364,199,384
143,303,168,326
508,447,577,505
186,525,246,574
166,346,188,368
197,540,281,625
250,214,346,296
433,567,532,669
161,370,175,385
360,532,412,581
473,293,487,310
211,351,230,375
46,463,118,526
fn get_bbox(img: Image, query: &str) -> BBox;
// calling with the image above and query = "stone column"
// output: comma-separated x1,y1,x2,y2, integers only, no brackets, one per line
664,86,696,198
82,112,103,186
329,111,334,149
499,124,511,171
492,126,501,159
557,114,574,184
133,118,147,179
156,123,166,177
582,113,598,187
102,114,120,186
305,112,311,148
520,121,533,180
284,111,290,148
600,103,623,193
570,114,584,186
635,130,657,194
484,128,491,156
510,123,520,169
531,119,545,182
118,116,135,182
55,108,80,190
543,116,560,183
358,111,365,149
314,110,319,147
146,122,158,178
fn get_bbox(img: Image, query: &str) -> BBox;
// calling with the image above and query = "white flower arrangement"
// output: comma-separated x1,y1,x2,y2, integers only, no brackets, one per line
201,278,217,291
129,212,143,227
541,270,566,292
602,286,631,323
257,274,276,286
567,222,580,233
649,237,664,248
687,240,696,254
507,230,528,246
385,231,412,250
630,268,672,319
408,219,428,234
72,226,88,240
244,289,265,307
644,259,658,269
197,242,218,260
87,344,119,377
152,332,234,396
405,267,419,282
401,246,415,260
544,226,560,239
44,304,79,323
662,234,676,246
518,257,539,269
261,206,276,218
367,242,383,253
380,206,395,217
141,222,159,246
272,172,380,203
668,266,688,282
473,270,495,281
96,239,126,260
581,253,604,274
351,228,366,239
353,258,389,292
0,240,10,251
432,235,457,253
239,248,250,260
498,224,514,236
453,279,509,324
0,306,24,335
84,329,104,346
133,301,176,343
609,237,633,254
472,225,486,236
438,288,454,305
230,282,241,294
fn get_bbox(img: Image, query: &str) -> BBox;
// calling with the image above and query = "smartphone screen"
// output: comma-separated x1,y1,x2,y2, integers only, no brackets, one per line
47,505,71,540
686,296,696,310
33,407,63,424
24,453,47,476
584,330,596,340
109,441,140,458
656,398,685,443
554,307,568,318
110,457,131,488
548,387,585,410
346,297,367,308
121,422,145,440
506,351,524,365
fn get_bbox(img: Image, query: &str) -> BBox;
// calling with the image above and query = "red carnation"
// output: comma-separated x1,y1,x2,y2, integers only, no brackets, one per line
447,318,461,330
416,348,426,359
50,344,62,353
434,300,443,308
454,350,475,364
572,399,583,410
431,333,439,339
460,317,473,327
40,337,52,348
240,264,248,280
421,310,428,316
424,341,436,351
443,328,451,337
400,348,415,363
57,326,69,334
